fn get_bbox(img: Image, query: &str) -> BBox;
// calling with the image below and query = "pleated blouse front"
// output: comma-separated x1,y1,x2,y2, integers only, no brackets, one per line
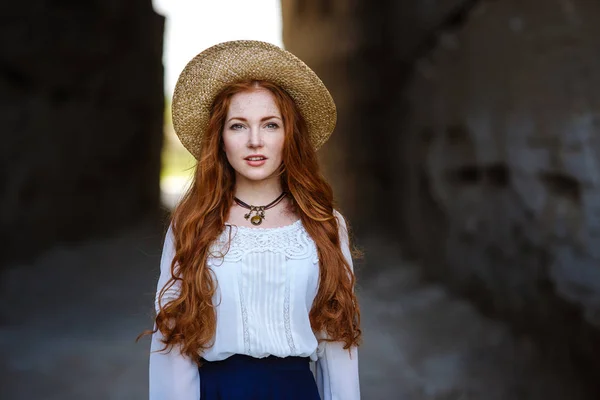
202,218,321,361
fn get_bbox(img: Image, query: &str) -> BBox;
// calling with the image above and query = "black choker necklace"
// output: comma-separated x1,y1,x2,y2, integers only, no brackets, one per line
233,192,287,226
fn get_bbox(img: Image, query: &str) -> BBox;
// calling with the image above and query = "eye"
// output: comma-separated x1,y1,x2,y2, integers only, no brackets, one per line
265,122,279,130
230,123,245,130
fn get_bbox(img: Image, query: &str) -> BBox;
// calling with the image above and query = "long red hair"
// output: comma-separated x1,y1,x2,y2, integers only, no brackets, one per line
143,80,361,365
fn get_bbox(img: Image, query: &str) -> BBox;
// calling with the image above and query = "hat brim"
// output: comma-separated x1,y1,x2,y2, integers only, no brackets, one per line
171,40,337,160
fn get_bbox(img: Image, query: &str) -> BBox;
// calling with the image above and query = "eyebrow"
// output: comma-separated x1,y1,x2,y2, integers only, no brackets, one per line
227,116,282,123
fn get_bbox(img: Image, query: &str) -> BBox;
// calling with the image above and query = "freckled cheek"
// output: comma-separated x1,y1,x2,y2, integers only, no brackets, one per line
222,136,246,157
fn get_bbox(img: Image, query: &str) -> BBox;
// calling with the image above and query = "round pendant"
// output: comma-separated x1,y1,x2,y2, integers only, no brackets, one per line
250,215,263,225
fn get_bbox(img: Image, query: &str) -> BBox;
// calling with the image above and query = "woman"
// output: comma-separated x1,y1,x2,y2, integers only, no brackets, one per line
147,40,362,400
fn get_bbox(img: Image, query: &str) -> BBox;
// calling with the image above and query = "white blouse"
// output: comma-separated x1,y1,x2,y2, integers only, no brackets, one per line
149,210,360,400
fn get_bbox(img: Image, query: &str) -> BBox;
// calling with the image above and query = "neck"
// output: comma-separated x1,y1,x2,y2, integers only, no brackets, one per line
233,175,284,205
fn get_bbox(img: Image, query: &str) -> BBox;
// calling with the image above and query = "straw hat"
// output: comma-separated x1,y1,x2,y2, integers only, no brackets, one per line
171,40,337,160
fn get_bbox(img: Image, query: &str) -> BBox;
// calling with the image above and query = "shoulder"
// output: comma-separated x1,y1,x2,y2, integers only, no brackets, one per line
332,210,353,262
333,209,349,238
333,209,347,227
164,221,176,246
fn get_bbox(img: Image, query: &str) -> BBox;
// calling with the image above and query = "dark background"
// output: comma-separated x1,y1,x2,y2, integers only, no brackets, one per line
1,0,600,398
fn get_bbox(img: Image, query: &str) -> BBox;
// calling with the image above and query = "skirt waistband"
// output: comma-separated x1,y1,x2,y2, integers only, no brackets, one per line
200,354,310,371
198,354,320,399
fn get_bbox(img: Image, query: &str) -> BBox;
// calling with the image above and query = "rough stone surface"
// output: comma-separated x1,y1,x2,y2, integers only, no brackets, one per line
281,0,368,227
401,0,600,382
0,1,165,267
281,0,476,233
283,0,600,391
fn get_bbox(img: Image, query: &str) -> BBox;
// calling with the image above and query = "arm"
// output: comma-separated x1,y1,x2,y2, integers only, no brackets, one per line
315,210,361,400
149,224,200,400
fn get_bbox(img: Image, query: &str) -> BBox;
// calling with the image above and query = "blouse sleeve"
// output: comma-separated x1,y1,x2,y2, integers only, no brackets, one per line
315,210,361,400
149,224,201,400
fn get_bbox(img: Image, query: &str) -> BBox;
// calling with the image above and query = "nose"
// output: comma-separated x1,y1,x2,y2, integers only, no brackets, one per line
247,126,263,148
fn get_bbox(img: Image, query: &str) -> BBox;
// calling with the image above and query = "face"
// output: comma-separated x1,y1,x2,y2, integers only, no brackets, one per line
222,88,285,184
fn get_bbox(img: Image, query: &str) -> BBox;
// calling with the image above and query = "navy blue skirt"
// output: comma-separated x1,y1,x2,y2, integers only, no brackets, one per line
199,354,321,399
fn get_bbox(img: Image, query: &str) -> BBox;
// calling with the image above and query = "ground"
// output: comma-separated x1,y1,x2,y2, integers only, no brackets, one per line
0,217,592,399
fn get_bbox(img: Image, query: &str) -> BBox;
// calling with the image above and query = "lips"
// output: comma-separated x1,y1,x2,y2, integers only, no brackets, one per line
244,154,267,167
244,155,267,161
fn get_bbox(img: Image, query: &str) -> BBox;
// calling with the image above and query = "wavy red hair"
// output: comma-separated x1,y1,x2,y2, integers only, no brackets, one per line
141,80,362,366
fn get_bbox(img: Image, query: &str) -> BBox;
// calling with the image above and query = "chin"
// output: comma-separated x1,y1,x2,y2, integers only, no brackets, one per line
238,169,277,182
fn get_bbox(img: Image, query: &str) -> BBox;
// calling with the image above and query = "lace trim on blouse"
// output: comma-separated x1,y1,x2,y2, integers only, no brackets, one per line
208,219,319,263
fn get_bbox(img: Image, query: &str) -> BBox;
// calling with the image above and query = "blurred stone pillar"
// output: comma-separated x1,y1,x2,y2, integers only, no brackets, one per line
0,1,164,267
282,0,370,231
281,0,467,235
402,0,600,383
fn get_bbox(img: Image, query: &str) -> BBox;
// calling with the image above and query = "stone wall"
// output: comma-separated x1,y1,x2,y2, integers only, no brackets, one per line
281,0,472,233
0,1,164,266
281,0,371,229
401,0,600,371
283,0,600,385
